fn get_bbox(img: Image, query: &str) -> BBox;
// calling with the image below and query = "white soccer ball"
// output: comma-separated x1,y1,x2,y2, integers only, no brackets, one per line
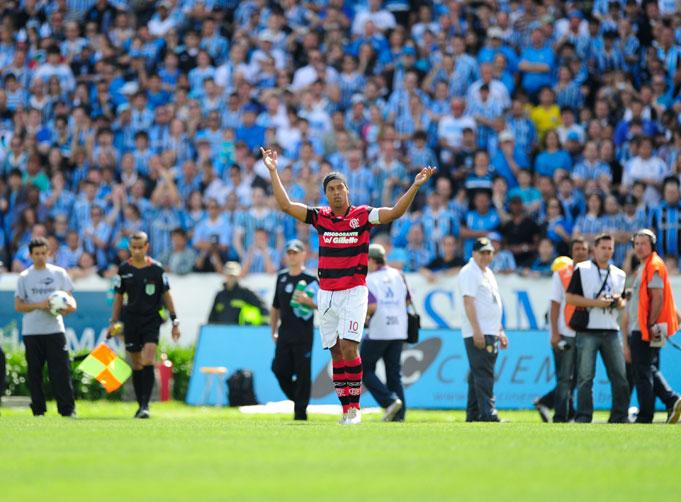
48,290,74,316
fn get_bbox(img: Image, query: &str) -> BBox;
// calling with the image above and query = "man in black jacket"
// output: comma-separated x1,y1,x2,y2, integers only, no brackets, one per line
0,345,5,407
207,262,269,325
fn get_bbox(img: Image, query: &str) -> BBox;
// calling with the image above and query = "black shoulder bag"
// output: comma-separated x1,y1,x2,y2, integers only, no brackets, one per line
569,263,610,332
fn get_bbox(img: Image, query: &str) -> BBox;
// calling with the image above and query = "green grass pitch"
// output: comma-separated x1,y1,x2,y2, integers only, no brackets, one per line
1,401,679,501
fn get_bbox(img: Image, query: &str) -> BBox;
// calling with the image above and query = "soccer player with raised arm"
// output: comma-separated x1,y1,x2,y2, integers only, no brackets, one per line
261,146,435,424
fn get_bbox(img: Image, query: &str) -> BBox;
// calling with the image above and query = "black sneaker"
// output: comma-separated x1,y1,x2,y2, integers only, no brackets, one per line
137,407,150,419
533,398,551,423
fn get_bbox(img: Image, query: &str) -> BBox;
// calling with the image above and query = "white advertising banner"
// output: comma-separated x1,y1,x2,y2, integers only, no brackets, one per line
3,272,681,346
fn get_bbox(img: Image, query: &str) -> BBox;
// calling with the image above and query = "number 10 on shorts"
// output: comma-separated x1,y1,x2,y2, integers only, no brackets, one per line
348,321,359,333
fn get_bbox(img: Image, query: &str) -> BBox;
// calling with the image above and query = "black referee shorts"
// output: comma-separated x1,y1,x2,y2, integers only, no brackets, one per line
123,321,160,353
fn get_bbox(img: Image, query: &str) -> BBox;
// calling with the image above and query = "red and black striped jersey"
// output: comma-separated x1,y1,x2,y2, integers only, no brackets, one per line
305,205,379,291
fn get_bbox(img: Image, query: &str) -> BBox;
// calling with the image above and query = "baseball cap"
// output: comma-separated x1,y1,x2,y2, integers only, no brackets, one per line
473,237,494,253
499,130,514,143
488,232,502,242
566,131,580,142
551,256,573,273
223,261,242,276
350,94,365,105
402,46,416,57
622,193,637,206
243,103,259,114
285,239,305,253
487,27,504,39
259,30,275,43
368,243,386,260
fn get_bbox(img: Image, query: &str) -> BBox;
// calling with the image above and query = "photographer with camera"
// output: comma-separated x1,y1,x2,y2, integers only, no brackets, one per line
566,233,629,423
621,229,681,424
534,237,590,423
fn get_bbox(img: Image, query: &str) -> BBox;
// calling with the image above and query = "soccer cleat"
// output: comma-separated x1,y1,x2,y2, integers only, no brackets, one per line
338,413,348,425
382,399,403,422
134,407,150,419
667,398,681,424
346,407,361,425
533,399,551,423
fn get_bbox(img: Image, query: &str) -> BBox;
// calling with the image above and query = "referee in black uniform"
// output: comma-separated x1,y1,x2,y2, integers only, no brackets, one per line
271,239,318,420
107,232,181,418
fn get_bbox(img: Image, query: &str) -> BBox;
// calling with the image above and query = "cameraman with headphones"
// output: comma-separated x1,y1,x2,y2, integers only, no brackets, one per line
622,229,681,423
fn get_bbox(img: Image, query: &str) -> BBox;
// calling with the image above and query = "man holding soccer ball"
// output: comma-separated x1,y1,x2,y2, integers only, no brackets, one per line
14,237,77,417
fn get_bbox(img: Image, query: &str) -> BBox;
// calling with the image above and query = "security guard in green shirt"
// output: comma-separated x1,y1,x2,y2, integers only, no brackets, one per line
207,262,269,325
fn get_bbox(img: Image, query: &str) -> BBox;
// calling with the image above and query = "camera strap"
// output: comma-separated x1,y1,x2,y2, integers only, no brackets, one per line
593,260,611,299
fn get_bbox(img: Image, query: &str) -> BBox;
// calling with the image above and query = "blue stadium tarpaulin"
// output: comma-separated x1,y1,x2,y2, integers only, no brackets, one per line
187,325,681,410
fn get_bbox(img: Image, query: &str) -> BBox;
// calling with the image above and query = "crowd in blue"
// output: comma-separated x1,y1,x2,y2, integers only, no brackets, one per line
1,0,681,281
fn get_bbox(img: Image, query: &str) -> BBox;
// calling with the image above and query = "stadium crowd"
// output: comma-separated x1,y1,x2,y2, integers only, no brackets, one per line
1,0,681,281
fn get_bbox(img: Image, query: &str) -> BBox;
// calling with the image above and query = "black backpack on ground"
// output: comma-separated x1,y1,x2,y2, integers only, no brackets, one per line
227,369,259,406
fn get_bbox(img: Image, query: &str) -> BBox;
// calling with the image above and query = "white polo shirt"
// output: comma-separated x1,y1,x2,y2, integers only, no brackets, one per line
549,270,575,337
458,258,502,338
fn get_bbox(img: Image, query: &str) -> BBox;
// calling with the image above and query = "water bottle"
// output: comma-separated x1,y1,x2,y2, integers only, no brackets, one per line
290,280,307,309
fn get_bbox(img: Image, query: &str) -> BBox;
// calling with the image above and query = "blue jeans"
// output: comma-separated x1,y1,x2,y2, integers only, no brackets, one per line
360,338,406,420
575,331,629,423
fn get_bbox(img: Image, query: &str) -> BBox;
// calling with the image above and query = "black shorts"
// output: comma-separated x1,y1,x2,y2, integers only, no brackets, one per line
123,324,160,353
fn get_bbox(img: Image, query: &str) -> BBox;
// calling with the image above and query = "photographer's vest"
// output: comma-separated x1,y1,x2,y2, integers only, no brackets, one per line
573,261,626,332
559,264,576,327
639,253,678,341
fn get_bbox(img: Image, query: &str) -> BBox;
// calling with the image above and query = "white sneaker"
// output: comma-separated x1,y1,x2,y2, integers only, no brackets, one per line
346,407,362,425
382,399,403,422
338,413,348,425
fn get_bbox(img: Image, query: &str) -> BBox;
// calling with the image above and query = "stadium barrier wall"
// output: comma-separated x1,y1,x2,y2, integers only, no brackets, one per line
186,325,681,410
5,272,681,350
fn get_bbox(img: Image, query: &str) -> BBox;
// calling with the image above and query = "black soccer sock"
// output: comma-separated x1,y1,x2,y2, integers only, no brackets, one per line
132,369,144,406
142,365,155,408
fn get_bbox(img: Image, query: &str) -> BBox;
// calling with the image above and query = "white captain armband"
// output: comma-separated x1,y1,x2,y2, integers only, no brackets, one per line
368,207,381,225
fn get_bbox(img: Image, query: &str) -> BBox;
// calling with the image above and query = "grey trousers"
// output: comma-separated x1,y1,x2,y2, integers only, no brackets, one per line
464,335,499,421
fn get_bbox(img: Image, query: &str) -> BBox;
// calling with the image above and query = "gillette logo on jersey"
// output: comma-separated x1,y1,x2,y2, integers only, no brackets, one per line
305,205,381,291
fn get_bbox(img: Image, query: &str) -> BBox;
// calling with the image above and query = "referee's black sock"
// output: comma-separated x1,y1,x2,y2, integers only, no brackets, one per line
142,365,155,408
132,369,144,406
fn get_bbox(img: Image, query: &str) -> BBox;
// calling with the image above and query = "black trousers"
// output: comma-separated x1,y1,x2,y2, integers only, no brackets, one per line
0,346,5,402
537,336,577,422
271,341,312,419
630,331,679,423
464,336,499,421
23,333,75,416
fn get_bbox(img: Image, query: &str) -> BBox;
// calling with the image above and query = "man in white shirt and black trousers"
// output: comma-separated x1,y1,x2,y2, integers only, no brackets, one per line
361,243,409,422
459,237,508,422
566,233,629,423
